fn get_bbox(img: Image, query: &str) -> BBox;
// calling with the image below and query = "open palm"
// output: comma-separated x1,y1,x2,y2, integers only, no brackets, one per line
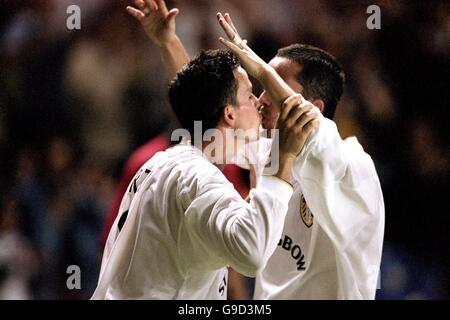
126,0,179,47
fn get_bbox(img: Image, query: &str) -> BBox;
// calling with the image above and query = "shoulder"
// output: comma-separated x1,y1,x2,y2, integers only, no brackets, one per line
165,145,231,191
341,137,381,188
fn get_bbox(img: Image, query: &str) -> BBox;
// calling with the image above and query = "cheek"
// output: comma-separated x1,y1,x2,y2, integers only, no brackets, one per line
238,107,259,125
246,105,259,117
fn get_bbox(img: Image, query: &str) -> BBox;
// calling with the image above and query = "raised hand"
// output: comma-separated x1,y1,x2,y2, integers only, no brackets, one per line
217,12,299,114
265,94,320,183
126,0,179,47
277,94,321,159
217,13,246,48
126,0,189,79
216,13,268,81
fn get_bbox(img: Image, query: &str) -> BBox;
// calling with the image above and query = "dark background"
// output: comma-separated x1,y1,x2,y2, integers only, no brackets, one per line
0,0,449,299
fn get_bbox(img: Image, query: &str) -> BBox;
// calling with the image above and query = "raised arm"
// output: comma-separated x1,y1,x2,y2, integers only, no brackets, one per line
126,0,189,79
217,13,320,165
217,13,299,110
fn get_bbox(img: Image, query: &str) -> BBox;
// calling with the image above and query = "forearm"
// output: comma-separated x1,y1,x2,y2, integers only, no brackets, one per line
273,155,294,185
187,175,292,277
160,35,190,80
227,175,293,276
259,67,299,109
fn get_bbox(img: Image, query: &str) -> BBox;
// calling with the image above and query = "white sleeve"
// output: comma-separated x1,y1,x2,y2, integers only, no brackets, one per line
180,164,293,277
293,118,384,250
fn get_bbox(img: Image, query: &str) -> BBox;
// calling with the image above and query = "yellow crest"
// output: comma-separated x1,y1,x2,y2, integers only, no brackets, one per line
300,194,314,228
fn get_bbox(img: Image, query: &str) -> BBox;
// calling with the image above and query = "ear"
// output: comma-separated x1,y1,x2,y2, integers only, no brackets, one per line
310,99,325,114
222,105,236,127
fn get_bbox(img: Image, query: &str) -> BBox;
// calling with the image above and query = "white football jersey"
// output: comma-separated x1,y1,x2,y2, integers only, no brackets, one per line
254,118,385,300
91,143,293,300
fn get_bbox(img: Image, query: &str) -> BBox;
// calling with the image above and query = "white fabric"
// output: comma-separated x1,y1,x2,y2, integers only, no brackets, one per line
254,118,385,300
91,144,293,300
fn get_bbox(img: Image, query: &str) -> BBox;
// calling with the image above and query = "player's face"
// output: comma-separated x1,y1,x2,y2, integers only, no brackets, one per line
258,57,304,130
232,67,261,140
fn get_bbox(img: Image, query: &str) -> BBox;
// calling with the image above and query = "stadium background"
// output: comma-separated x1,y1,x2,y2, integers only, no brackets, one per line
0,0,449,299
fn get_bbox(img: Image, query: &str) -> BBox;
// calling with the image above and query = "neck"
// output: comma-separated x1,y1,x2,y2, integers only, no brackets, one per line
200,126,233,171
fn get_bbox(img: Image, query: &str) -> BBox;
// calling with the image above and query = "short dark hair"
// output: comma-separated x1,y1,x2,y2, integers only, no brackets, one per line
276,44,345,119
169,50,240,136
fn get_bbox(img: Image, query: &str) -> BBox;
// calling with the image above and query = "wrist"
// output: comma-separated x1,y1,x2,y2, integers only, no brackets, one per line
279,152,296,164
158,34,180,49
274,154,294,184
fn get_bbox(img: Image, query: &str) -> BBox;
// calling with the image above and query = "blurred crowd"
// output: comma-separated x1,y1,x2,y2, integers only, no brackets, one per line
0,0,449,299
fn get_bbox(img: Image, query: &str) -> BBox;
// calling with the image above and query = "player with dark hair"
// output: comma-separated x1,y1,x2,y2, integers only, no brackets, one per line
92,29,320,298
259,43,345,130
168,50,259,138
126,0,385,299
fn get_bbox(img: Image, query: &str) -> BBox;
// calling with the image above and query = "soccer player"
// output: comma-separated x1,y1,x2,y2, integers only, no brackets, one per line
127,0,385,299
91,33,320,300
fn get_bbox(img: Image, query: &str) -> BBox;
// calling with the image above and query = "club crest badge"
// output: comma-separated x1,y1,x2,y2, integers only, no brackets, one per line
300,194,314,228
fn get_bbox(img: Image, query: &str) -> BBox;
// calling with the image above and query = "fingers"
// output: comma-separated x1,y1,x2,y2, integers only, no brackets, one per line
217,13,237,41
285,104,314,128
143,0,158,11
126,6,145,21
284,94,303,111
297,118,320,137
295,108,320,131
155,0,169,14
129,0,173,21
292,105,320,132
279,94,321,133
224,13,238,34
129,0,157,20
133,0,146,10
224,13,249,50
279,94,303,123
219,37,242,54
167,8,179,22
217,12,249,51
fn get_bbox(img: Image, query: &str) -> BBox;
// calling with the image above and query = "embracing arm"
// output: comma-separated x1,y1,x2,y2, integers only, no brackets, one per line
182,168,294,277
126,0,189,79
